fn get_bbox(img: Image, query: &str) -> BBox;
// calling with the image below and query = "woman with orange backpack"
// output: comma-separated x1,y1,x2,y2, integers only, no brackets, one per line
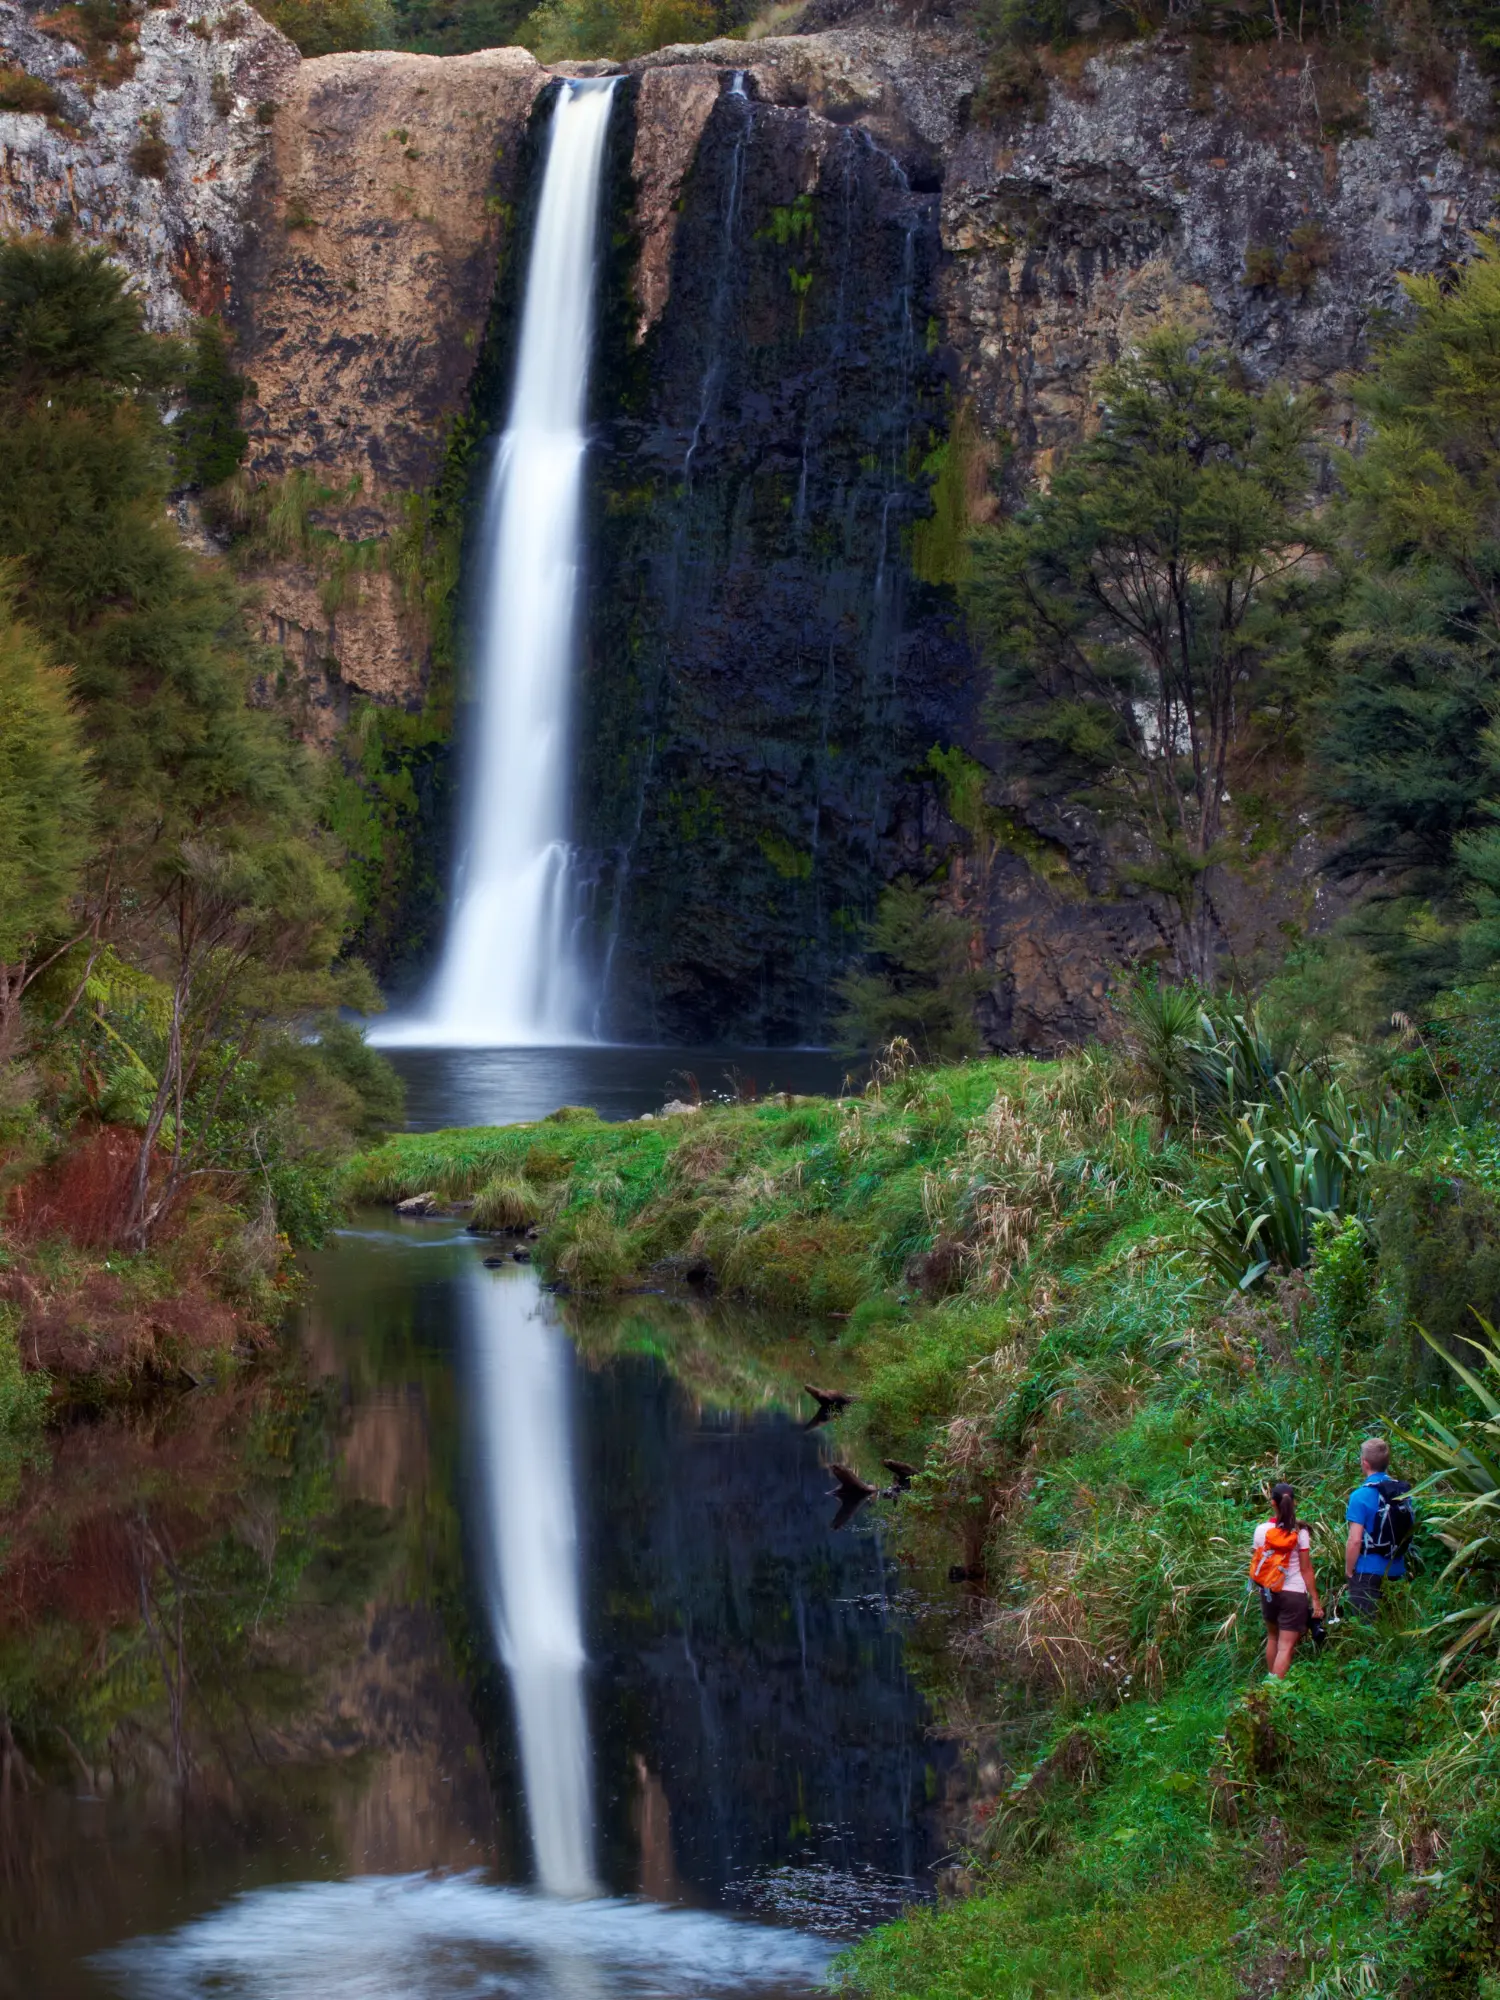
1250,1483,1326,1678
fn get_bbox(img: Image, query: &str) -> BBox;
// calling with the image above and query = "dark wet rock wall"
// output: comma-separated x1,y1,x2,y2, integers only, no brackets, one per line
575,75,971,1043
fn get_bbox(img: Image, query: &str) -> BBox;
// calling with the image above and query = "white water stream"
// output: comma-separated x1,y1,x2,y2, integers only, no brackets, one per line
467,1264,597,1898
376,80,616,1050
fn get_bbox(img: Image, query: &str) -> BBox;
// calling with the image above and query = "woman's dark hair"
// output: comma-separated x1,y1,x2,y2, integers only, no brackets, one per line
1270,1482,1297,1533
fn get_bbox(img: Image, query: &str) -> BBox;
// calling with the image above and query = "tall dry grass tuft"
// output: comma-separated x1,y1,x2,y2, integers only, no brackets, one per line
469,1175,542,1232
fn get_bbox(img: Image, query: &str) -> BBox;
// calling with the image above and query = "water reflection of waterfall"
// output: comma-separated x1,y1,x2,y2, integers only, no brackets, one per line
467,1263,597,1899
98,1877,836,1999
376,80,617,1052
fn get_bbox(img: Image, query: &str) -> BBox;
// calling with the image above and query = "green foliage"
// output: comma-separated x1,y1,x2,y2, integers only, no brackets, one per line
1307,1212,1378,1354
171,316,248,491
1124,973,1214,1130
0,66,64,118
969,330,1322,980
1317,571,1500,1004
834,881,986,1060
1193,1082,1400,1288
0,588,94,972
256,0,393,54
0,235,163,398
0,1303,48,1507
551,1209,636,1290
911,403,980,589
387,0,533,51
1374,1167,1500,1379
1317,233,1500,1003
1403,1321,1500,1668
0,233,362,1257
1345,231,1500,600
519,0,714,59
841,1874,1239,1999
309,1015,405,1138
469,1172,542,1230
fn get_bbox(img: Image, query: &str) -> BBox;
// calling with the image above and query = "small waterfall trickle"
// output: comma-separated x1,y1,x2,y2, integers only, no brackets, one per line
376,80,617,1051
680,72,752,495
467,1266,597,1899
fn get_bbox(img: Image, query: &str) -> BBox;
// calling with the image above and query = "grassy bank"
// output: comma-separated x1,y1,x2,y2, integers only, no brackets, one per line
347,1041,1500,1997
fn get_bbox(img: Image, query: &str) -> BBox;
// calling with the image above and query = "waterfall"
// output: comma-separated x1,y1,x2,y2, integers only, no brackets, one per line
467,1265,597,1899
376,80,616,1051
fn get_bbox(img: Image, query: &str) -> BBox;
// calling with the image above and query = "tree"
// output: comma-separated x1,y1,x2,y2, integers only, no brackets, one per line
969,330,1321,982
0,236,356,1244
1342,231,1500,633
834,882,985,1061
1315,572,1500,1003
1313,233,1500,1001
122,833,353,1247
0,587,95,1054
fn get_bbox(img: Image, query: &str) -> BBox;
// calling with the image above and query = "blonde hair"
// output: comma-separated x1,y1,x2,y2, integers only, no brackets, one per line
1362,1437,1390,1473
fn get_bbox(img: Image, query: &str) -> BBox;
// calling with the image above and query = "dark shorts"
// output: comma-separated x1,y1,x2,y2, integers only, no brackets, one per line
1346,1573,1384,1617
1261,1589,1311,1634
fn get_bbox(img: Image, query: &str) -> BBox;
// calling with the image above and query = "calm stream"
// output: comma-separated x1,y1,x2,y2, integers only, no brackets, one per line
6,1055,952,1996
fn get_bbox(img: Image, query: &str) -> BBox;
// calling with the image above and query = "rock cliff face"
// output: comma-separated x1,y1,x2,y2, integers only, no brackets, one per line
592,25,1499,1043
233,45,546,729
4,3,1495,1044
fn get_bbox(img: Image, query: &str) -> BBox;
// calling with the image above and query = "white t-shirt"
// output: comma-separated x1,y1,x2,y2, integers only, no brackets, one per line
1253,1522,1311,1593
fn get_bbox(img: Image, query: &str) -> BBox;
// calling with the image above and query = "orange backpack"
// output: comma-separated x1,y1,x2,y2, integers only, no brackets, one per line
1250,1522,1300,1592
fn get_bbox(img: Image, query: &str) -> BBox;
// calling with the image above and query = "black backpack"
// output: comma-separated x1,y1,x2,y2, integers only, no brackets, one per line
1364,1477,1416,1567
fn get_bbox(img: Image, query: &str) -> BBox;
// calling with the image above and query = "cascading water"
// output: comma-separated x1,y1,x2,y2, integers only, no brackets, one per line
376,79,616,1051
467,1264,597,1899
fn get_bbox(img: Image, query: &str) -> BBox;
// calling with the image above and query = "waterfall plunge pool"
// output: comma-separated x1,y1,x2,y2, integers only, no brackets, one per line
380,1045,851,1131
6,1216,957,1998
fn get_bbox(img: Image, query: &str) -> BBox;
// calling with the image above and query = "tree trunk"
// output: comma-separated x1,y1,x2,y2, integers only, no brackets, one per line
124,970,188,1249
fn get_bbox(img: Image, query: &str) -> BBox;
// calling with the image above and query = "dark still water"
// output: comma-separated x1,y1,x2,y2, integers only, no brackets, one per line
382,1046,852,1131
2,1218,952,1999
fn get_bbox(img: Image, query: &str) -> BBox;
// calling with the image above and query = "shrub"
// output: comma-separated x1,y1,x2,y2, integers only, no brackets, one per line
1193,1083,1401,1289
1375,1167,1500,1377
172,317,248,491
129,113,169,179
552,1211,635,1292
469,1174,541,1232
1306,1212,1378,1355
1403,1321,1500,1668
834,881,985,1061
257,0,392,54
0,67,64,117
718,1216,868,1314
520,0,713,59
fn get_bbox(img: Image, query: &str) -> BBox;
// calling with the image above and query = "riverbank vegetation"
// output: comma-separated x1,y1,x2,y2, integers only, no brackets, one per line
347,982,1500,1993
0,237,397,1424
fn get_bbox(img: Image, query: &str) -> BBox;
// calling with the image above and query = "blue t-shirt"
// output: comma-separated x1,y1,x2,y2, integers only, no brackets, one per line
1347,1474,1408,1577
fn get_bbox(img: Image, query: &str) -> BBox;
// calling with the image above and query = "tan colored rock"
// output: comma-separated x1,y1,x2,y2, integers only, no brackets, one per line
242,47,544,498
631,64,720,339
249,562,419,743
237,47,547,712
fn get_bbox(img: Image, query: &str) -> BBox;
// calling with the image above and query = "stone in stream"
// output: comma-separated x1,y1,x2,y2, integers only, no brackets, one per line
395,1192,441,1216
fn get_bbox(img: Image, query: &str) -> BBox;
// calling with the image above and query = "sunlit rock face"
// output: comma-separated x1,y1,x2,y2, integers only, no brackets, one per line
8,4,1498,1044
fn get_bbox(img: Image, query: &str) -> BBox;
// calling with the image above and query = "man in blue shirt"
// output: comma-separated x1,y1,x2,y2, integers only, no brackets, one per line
1345,1436,1408,1616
